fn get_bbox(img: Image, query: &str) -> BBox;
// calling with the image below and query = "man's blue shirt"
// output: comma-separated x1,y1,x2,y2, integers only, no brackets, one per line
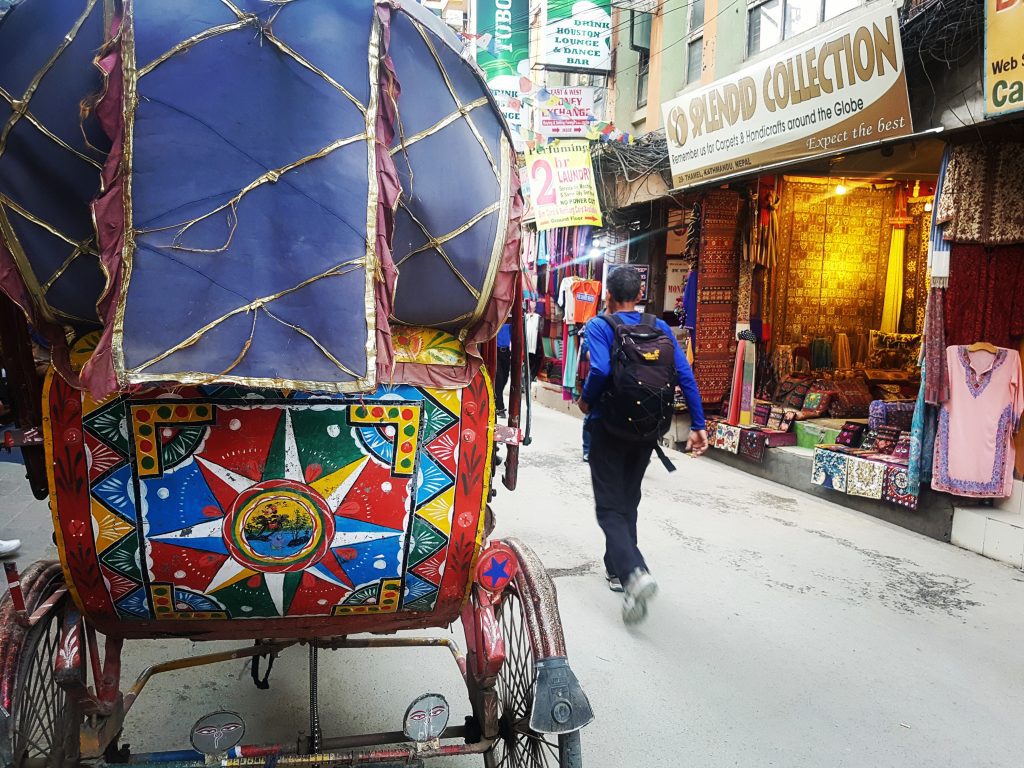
496,323,512,349
580,312,706,431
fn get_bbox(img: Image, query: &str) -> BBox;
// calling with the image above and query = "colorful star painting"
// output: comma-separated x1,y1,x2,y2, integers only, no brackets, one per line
79,385,465,621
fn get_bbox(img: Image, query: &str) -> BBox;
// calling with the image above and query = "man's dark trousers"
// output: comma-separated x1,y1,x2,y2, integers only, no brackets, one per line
495,347,511,412
588,419,653,581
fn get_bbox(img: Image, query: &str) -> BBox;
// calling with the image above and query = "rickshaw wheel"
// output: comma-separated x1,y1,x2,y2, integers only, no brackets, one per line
0,565,81,768
484,584,582,768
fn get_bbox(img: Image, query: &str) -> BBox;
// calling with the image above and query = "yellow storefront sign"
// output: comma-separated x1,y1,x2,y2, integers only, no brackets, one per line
524,140,603,232
985,0,1024,117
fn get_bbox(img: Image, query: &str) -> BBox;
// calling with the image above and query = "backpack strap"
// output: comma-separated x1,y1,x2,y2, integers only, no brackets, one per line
600,312,625,329
653,442,677,473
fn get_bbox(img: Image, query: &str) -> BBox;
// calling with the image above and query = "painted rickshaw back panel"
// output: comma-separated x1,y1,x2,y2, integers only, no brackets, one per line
45,362,494,640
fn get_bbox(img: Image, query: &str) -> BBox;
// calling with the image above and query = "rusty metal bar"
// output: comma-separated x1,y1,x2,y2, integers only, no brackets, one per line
320,636,467,680
3,562,28,626
123,640,297,714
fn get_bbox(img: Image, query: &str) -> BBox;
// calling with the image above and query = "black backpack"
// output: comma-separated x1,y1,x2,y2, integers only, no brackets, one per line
599,313,677,444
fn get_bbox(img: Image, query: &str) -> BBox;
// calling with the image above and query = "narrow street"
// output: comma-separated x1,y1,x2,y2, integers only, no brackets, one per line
2,403,1023,766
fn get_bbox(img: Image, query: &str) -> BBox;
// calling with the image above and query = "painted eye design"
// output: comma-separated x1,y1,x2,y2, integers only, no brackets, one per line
430,706,446,717
195,727,220,736
409,710,427,721
221,723,243,732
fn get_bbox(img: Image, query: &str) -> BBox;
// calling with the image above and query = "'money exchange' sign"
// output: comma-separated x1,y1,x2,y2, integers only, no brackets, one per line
661,3,913,188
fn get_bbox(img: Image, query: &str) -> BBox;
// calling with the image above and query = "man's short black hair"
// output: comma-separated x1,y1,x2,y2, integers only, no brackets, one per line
606,265,642,303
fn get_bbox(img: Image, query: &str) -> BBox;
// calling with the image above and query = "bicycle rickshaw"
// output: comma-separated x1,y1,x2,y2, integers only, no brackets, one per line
0,1,592,764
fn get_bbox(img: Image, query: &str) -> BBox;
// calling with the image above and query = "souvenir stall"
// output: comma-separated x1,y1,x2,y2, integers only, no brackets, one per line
696,141,950,527
529,225,603,401
937,134,1024,564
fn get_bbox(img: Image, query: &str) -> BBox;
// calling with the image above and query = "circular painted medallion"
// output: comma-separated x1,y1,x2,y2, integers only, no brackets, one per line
222,479,334,573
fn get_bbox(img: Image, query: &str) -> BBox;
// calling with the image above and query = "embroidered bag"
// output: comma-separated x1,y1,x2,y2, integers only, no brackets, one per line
739,429,768,463
753,403,772,426
766,405,786,431
891,432,912,462
873,425,901,454
836,421,866,447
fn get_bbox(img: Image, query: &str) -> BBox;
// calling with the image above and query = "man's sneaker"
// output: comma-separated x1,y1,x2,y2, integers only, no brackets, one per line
0,539,21,557
582,452,589,463
622,568,657,625
605,572,623,592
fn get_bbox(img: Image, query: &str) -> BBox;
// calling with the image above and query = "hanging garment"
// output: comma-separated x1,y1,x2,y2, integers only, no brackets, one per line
945,244,1024,349
932,345,1024,498
558,276,580,321
727,340,746,424
935,140,1024,245
570,279,602,323
681,267,698,332
880,188,910,333
834,333,852,370
922,287,948,407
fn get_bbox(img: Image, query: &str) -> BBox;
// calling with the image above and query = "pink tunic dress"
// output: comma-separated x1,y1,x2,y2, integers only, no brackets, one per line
932,346,1024,498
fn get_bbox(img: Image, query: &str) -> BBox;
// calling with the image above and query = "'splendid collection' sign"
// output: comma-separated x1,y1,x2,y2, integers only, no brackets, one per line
661,3,913,188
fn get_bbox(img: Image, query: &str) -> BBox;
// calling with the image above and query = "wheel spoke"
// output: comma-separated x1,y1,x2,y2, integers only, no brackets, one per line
10,595,78,767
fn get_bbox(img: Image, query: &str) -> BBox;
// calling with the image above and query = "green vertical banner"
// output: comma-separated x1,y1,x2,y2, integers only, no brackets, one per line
542,0,612,72
474,0,530,149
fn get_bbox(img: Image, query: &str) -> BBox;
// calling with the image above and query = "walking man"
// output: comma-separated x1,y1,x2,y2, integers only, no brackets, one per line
578,266,708,624
495,322,511,418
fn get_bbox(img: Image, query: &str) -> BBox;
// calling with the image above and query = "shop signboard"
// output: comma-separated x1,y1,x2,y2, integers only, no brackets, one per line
473,0,530,149
541,0,613,72
524,140,604,231
663,259,689,311
604,263,649,302
538,86,596,138
661,3,913,188
611,0,658,12
984,0,1024,117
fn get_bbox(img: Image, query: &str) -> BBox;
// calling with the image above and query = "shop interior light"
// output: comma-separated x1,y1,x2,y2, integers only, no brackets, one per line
587,248,601,260
924,201,933,212
834,182,848,196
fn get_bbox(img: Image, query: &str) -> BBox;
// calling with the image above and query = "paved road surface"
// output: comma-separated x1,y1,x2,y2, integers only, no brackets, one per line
1,403,1022,766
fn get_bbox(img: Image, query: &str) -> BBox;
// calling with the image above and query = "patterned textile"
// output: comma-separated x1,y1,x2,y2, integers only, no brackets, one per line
836,422,866,447
392,326,466,366
772,179,894,342
711,422,728,449
834,333,852,370
892,433,912,461
868,400,916,431
847,456,885,499
801,391,831,418
773,345,795,381
935,140,1024,245
812,448,848,492
901,199,931,335
923,287,948,406
739,428,767,462
874,425,902,454
694,190,742,404
720,424,742,454
737,262,753,326
753,403,772,426
945,244,1024,350
883,465,918,509
783,380,811,410
830,379,873,418
866,331,922,371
